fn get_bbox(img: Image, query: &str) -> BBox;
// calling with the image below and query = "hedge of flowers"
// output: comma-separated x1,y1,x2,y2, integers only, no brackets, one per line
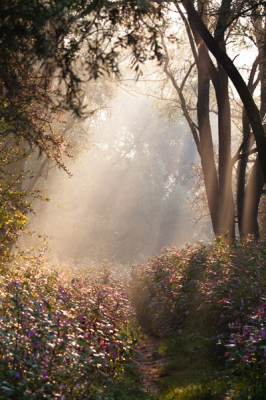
0,255,138,399
130,236,266,397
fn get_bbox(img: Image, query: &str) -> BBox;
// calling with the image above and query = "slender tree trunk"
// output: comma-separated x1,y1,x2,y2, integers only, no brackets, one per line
237,110,251,236
239,13,266,237
242,157,264,237
192,1,220,235
197,47,220,235
216,56,235,237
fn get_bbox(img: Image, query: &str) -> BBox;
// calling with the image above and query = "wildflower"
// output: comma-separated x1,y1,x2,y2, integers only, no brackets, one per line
261,327,266,340
112,351,117,358
28,329,35,337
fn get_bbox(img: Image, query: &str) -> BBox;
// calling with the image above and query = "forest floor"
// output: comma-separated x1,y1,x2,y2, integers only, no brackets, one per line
134,336,175,396
132,330,230,400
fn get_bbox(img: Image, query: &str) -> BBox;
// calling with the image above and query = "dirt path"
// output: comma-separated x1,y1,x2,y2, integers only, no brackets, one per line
134,336,174,395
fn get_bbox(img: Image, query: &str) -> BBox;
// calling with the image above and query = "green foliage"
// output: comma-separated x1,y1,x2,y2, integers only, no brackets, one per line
0,137,45,254
0,254,142,399
1,0,163,121
130,236,266,398
154,333,226,400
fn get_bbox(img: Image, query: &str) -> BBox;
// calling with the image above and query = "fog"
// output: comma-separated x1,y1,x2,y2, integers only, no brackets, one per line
24,89,212,263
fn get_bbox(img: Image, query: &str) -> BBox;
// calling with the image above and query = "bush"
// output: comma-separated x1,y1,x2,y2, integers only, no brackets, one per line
130,237,266,397
0,255,138,399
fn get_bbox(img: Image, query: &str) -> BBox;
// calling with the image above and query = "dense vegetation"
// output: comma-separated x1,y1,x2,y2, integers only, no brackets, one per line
0,255,141,399
132,236,266,399
1,237,266,399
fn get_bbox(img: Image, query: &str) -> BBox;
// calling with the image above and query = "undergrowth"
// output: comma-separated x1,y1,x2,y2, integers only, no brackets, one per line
2,235,266,399
131,236,266,399
0,254,149,399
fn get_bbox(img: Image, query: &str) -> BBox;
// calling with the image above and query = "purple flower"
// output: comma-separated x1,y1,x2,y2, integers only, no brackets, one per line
15,372,20,378
112,351,117,358
28,329,35,337
261,327,266,340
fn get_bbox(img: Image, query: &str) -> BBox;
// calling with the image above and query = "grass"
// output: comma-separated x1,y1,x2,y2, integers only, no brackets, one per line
149,331,228,400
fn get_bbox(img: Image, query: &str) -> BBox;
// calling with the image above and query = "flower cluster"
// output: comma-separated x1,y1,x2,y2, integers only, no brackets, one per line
0,255,137,399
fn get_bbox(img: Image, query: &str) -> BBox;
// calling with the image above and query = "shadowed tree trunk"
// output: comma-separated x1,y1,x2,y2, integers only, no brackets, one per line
238,9,266,237
214,1,235,236
242,158,264,237
197,40,220,235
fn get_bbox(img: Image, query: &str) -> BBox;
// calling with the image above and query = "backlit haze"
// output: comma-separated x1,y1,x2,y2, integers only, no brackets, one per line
23,86,212,263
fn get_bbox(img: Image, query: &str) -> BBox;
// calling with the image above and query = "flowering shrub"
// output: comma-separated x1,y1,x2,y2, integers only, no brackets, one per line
0,255,137,399
224,316,266,399
131,237,266,333
130,236,266,397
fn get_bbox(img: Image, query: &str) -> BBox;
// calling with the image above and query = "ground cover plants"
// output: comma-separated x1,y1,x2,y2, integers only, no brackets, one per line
130,236,266,399
0,255,146,400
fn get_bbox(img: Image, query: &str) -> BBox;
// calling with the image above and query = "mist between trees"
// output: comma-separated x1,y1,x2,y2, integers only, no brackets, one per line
24,90,210,263
2,0,266,261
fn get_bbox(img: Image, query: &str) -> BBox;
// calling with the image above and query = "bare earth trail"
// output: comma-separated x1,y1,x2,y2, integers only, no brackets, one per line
134,336,174,395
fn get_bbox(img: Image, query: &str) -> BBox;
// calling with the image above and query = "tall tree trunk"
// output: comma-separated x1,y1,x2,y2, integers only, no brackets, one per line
197,43,220,235
239,12,266,237
216,65,235,236
237,109,251,236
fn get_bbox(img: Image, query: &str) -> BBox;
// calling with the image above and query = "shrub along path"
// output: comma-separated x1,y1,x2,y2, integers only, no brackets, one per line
130,237,266,399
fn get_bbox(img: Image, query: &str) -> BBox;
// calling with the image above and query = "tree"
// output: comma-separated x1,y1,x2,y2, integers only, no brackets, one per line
236,6,266,237
153,0,266,238
180,0,266,182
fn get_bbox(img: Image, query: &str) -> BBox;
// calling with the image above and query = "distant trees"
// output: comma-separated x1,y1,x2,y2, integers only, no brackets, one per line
35,95,201,262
